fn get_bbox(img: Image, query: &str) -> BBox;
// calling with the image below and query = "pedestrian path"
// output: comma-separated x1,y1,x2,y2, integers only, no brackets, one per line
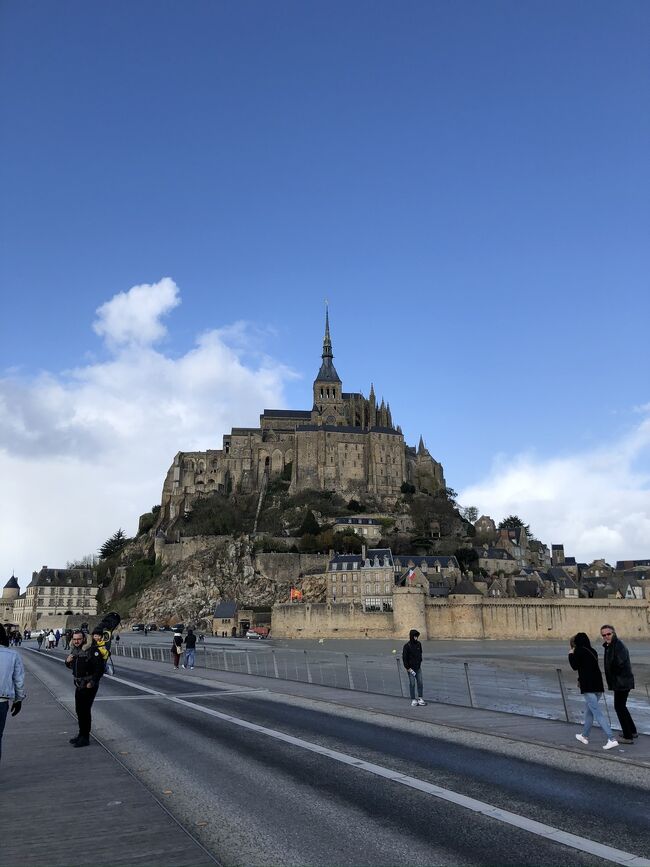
0,672,216,867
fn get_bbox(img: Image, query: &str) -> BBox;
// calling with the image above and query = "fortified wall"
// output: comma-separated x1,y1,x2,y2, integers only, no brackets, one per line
272,588,650,640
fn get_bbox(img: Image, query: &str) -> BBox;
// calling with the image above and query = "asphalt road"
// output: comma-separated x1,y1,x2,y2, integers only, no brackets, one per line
22,649,650,867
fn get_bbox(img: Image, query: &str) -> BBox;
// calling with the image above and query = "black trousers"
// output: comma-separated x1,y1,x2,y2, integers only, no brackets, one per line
75,684,99,737
613,690,637,738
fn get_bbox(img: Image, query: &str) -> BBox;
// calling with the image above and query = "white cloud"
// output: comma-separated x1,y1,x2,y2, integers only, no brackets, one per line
92,277,180,347
0,278,294,585
459,415,650,564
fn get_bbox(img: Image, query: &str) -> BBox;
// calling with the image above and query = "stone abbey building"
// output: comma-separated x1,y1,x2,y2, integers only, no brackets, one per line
160,312,445,523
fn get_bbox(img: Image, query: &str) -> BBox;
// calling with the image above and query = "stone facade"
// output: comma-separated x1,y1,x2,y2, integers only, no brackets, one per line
11,566,99,631
158,311,445,527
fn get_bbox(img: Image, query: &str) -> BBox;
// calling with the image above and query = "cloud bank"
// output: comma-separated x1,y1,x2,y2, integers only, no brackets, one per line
0,278,293,584
458,415,650,565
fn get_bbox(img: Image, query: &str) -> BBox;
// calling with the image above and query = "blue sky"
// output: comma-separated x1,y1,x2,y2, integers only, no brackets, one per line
1,1,649,584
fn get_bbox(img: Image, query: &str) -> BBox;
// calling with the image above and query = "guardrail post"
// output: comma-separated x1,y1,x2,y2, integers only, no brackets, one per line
464,662,476,708
246,652,252,675
304,650,313,684
556,668,570,722
223,649,229,672
395,658,404,697
345,654,355,690
272,649,279,679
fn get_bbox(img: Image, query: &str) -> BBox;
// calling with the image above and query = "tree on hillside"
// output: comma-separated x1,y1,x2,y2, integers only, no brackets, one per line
461,506,478,523
498,515,533,537
99,528,129,560
298,509,320,537
455,547,479,575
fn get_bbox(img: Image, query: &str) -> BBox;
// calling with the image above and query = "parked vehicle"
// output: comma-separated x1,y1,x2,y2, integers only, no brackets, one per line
146,623,158,631
159,625,172,631
246,630,267,640
132,623,145,632
171,623,185,633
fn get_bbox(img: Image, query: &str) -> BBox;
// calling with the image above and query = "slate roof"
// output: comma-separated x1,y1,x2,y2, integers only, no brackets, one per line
28,568,97,588
449,579,482,595
4,576,19,590
262,410,311,419
330,549,393,569
393,555,459,569
514,581,541,598
476,548,515,561
213,600,238,618
564,557,577,566
616,559,650,570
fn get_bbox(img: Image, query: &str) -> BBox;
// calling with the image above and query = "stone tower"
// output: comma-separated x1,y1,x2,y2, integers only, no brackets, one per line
311,306,346,426
1,575,20,624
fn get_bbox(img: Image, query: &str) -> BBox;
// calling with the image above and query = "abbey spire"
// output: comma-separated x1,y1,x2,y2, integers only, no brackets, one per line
315,304,341,384
312,305,345,425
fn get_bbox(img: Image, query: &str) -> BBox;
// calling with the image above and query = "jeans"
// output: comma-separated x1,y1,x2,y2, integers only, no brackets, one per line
184,649,195,668
614,690,637,739
407,669,423,700
75,684,99,738
0,701,8,762
582,692,613,740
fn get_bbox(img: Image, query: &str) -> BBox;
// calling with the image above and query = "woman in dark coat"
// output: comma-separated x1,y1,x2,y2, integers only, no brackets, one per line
569,632,618,750
171,631,183,670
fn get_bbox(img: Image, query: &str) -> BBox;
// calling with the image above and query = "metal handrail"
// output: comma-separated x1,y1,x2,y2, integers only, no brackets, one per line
111,642,650,733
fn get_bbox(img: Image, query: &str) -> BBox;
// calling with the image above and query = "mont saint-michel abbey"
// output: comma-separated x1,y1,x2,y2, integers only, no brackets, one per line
160,312,445,522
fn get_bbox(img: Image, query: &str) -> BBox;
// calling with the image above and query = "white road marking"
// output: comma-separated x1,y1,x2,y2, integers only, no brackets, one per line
25,649,650,865
78,663,650,867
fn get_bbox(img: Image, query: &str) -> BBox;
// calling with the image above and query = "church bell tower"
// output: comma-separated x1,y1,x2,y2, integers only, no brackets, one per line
312,307,345,426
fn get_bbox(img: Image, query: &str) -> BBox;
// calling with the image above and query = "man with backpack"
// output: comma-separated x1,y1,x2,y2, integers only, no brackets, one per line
65,629,105,747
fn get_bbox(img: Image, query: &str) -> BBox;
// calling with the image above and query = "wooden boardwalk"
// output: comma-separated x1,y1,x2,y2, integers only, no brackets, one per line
1,673,216,867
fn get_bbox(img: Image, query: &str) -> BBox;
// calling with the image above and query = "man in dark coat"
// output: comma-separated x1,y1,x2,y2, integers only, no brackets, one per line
65,629,105,747
600,624,637,744
402,629,426,707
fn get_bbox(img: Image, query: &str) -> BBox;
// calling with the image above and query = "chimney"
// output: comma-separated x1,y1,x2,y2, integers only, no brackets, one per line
362,544,366,560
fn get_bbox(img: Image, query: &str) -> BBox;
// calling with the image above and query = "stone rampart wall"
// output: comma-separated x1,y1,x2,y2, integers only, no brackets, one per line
272,593,650,640
156,535,233,566
273,602,393,638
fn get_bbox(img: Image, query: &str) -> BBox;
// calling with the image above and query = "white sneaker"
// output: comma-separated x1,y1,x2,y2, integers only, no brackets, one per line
575,734,589,745
603,739,619,750
181,664,185,669
417,698,427,706
411,699,418,706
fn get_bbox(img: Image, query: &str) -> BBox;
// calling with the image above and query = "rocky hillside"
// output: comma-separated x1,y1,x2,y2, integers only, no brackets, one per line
97,485,472,626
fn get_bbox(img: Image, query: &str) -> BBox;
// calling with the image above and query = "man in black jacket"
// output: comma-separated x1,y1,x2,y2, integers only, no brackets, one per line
600,624,637,744
183,628,197,670
402,629,426,707
65,629,105,747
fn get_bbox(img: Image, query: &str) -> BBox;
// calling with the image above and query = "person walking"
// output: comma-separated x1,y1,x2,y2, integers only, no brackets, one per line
65,629,105,747
171,631,183,670
569,632,618,750
0,625,25,764
183,629,197,670
55,629,61,647
402,629,426,707
601,624,637,744
47,630,56,650
36,632,44,651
